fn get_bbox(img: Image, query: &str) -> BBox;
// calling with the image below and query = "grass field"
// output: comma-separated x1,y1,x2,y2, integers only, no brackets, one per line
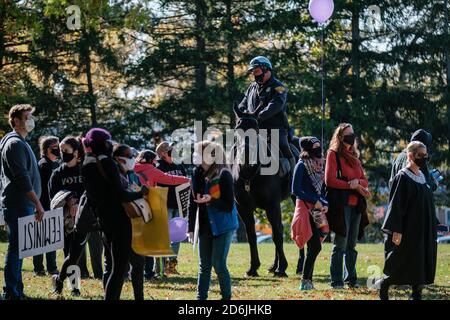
0,242,449,300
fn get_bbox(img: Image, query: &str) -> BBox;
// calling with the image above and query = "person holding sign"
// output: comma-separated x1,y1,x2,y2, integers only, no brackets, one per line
0,104,43,300
156,141,189,275
134,149,190,280
188,141,238,300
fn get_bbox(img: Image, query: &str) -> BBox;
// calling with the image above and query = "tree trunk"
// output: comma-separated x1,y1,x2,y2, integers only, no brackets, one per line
445,0,450,150
351,0,361,99
225,0,237,126
81,30,97,127
194,0,208,124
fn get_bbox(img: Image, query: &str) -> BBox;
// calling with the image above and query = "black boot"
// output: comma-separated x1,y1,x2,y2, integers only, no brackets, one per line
379,279,390,300
411,285,422,300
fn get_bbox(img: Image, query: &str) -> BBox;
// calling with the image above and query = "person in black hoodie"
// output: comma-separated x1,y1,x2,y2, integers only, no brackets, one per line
49,136,88,296
33,135,60,276
81,128,146,300
390,129,438,191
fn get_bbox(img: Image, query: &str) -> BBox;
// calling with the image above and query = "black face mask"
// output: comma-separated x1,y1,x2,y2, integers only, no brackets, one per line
50,148,60,158
62,152,75,163
254,70,266,84
413,157,428,168
311,147,322,159
167,149,172,158
343,134,356,146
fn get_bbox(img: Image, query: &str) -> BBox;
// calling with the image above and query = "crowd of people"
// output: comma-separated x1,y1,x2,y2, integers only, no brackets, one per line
0,103,442,301
290,127,440,300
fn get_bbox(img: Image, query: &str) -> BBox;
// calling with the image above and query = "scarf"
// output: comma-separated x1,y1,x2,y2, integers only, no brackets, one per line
303,158,324,195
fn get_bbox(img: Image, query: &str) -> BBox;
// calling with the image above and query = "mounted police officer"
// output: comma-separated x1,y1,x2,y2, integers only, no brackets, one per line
237,56,295,176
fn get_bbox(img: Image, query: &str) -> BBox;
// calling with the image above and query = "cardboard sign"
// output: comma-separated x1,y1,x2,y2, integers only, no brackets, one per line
18,208,64,259
175,182,191,217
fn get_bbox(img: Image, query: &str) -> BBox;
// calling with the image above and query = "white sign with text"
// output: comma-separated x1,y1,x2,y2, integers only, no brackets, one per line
175,182,191,217
18,208,64,259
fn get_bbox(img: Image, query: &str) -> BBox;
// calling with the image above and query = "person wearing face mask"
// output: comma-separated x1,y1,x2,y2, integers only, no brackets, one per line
49,136,89,296
108,144,149,300
290,137,329,291
81,129,146,300
155,141,188,276
325,123,371,290
389,129,438,192
188,141,238,300
237,56,295,176
33,136,60,276
379,141,438,300
0,104,43,300
134,149,191,280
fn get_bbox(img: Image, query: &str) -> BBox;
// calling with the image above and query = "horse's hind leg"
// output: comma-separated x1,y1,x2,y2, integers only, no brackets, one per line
237,202,260,277
265,203,288,277
267,251,278,274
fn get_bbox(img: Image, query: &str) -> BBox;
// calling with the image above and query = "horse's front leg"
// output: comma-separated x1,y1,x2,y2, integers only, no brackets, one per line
265,203,288,277
237,201,260,277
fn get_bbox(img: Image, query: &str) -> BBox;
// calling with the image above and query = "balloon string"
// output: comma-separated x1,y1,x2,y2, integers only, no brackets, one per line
320,24,325,149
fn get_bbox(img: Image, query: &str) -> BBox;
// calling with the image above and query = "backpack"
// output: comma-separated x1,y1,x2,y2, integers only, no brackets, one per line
74,191,101,233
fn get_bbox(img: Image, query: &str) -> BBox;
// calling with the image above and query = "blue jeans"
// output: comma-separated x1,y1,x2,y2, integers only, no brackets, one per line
330,206,361,287
3,205,35,298
168,208,180,259
197,231,233,300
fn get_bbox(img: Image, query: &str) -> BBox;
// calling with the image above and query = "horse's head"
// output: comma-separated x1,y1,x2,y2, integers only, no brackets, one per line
231,104,261,180
233,103,259,132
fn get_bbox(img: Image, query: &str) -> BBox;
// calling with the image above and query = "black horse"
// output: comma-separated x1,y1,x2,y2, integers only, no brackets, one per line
231,105,298,277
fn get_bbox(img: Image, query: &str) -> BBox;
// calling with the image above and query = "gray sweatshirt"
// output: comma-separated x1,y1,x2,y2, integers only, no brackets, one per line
0,131,41,208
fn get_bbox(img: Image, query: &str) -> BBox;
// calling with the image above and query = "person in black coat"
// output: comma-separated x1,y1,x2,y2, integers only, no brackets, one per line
33,136,60,276
50,136,89,296
379,141,438,300
81,128,146,300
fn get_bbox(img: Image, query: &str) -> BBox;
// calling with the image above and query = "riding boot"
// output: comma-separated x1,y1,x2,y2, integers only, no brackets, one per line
279,158,290,177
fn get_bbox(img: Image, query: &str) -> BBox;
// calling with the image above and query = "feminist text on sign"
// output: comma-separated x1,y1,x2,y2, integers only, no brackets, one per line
18,208,64,259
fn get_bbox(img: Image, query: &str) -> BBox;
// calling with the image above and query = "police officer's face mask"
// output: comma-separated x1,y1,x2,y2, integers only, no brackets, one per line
253,69,266,84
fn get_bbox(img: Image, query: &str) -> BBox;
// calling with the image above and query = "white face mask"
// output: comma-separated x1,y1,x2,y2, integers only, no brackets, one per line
192,152,202,165
25,119,35,133
119,157,135,172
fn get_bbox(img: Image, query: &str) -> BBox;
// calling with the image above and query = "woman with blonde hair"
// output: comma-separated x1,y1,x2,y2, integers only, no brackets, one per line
325,123,371,289
188,141,238,300
379,141,437,300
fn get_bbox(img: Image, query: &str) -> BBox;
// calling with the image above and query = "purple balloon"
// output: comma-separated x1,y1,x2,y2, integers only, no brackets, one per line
308,0,334,23
169,217,188,243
